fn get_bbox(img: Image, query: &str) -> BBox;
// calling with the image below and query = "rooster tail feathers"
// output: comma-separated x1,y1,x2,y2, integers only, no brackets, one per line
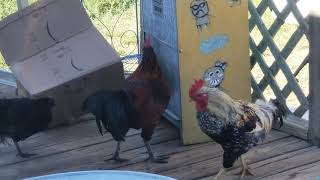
270,99,286,128
255,99,286,133
96,118,103,136
84,90,138,142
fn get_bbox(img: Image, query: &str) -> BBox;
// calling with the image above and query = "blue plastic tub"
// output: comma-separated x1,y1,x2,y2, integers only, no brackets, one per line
24,170,177,180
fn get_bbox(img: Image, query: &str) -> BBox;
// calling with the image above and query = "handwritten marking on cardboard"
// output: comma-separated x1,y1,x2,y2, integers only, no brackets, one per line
190,0,210,30
228,0,241,7
200,34,229,54
71,58,84,71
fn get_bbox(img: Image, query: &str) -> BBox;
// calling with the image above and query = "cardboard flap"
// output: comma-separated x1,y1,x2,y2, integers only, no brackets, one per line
44,0,92,42
0,0,92,65
11,27,120,95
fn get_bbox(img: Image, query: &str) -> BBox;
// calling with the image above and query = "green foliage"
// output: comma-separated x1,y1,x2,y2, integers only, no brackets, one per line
0,0,17,20
84,0,135,16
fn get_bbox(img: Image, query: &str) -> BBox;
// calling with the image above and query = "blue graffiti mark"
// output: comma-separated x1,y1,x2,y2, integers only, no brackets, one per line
200,34,229,54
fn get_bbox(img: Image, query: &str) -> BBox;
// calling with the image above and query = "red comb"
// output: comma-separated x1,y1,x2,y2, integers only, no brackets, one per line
144,35,152,48
189,79,204,98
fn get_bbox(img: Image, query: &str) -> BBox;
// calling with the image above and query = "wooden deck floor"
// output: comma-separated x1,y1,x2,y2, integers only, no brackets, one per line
0,120,320,180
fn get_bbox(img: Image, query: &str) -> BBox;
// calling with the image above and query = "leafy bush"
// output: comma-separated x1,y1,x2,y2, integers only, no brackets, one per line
0,0,17,20
84,0,135,16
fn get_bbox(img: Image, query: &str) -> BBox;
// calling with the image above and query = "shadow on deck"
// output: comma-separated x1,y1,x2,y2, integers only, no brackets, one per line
0,119,319,180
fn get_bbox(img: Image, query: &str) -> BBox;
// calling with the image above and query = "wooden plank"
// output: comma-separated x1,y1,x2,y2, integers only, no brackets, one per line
293,54,309,77
200,146,317,180
293,97,310,118
274,114,308,140
251,74,265,101
159,136,310,180
250,0,298,68
293,105,309,118
250,38,287,105
231,146,320,179
0,127,178,179
0,120,103,153
57,139,214,175
0,120,136,153
115,131,289,173
249,0,309,109
287,0,309,35
249,0,269,31
260,160,320,180
253,26,304,100
308,13,320,146
8,130,287,179
0,120,170,167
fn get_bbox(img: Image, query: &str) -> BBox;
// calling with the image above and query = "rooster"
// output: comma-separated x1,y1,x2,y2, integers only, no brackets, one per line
189,61,286,179
82,35,171,163
0,97,55,158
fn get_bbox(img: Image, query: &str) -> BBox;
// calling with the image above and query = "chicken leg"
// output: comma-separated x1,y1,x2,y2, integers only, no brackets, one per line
106,141,128,162
214,168,226,180
144,140,169,163
13,140,36,158
237,155,254,179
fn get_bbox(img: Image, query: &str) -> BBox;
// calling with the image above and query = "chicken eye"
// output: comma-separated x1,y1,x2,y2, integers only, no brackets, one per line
215,70,220,74
209,72,214,77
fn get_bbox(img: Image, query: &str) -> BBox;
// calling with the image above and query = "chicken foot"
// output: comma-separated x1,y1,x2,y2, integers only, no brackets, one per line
13,141,36,158
105,141,128,163
214,168,227,180
144,140,169,163
236,155,254,179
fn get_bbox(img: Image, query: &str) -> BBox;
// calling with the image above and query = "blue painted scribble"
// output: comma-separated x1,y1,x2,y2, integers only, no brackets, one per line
200,34,229,54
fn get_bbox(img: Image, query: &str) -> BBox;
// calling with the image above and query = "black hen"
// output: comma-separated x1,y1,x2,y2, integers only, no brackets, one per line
0,97,55,158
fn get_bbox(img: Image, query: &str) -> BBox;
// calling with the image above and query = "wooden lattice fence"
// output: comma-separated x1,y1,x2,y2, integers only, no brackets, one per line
249,0,311,139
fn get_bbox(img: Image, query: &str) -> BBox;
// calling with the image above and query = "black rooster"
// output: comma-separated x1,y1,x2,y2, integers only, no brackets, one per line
0,97,55,158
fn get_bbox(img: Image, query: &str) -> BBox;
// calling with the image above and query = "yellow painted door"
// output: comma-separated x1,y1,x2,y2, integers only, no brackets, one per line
176,0,251,145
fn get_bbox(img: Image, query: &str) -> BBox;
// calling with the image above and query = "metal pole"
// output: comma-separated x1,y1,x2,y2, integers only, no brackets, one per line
16,0,29,10
135,0,140,54
15,0,30,97
308,11,320,146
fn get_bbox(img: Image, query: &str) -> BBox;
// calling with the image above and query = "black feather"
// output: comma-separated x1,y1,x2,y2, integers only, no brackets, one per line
82,90,139,142
271,99,287,128
0,97,55,142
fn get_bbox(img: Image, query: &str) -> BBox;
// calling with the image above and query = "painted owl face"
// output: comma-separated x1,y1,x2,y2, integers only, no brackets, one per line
203,61,228,88
190,0,209,18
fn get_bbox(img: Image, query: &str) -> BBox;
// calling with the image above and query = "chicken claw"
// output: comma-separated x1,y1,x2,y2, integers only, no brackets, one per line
236,155,254,179
145,155,169,163
214,168,226,180
106,154,128,163
17,152,37,158
143,140,169,163
105,141,128,163
237,168,254,179
13,141,36,158
156,154,170,160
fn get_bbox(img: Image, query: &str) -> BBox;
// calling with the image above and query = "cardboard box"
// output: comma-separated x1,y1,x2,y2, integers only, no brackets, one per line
0,0,125,126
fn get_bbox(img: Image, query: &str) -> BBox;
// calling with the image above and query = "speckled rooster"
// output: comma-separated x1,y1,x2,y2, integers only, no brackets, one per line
188,61,286,179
